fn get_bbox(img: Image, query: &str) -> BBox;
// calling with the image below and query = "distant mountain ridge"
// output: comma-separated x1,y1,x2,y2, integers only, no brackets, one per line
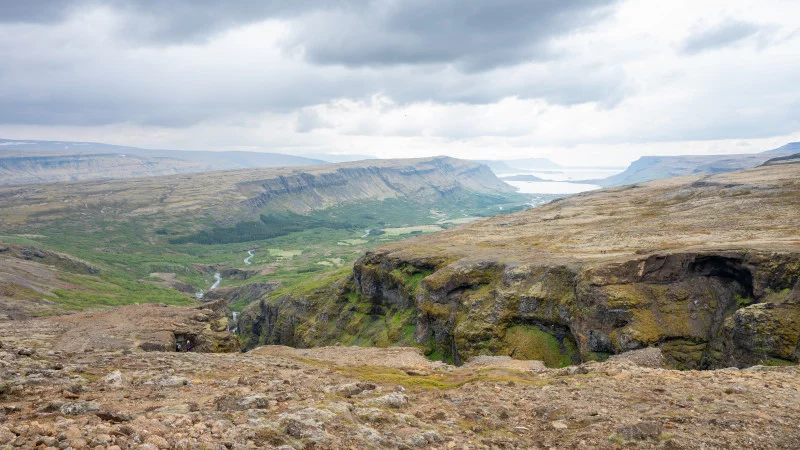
474,157,561,174
0,138,326,185
585,142,799,187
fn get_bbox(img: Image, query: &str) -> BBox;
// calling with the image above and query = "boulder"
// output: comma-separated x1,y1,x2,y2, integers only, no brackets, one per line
98,370,131,388
336,382,377,398
59,402,101,415
370,392,409,408
607,347,664,368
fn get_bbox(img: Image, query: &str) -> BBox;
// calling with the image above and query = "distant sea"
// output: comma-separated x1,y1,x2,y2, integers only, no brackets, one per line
499,167,623,195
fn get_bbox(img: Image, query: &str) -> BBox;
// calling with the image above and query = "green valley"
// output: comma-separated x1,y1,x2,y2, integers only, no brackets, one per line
0,157,537,319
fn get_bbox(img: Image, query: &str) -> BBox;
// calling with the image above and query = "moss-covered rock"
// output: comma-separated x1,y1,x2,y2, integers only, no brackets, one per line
240,249,800,369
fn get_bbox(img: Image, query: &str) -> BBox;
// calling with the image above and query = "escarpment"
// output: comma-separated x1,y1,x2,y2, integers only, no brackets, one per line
239,157,515,213
240,162,800,369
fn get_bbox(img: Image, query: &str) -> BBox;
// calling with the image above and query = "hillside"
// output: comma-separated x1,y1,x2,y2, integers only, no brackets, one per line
240,161,800,370
586,142,799,187
0,138,325,185
0,157,528,319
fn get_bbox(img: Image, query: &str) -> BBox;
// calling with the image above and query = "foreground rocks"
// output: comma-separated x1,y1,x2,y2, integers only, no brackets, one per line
1,332,799,449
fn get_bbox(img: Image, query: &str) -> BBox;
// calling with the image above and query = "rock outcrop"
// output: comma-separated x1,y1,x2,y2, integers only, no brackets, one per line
240,162,800,369
6,301,240,354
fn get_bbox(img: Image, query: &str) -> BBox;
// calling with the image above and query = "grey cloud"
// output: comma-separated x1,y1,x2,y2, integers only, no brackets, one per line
1,0,617,70
681,19,762,54
0,0,352,43
0,1,78,23
288,0,619,71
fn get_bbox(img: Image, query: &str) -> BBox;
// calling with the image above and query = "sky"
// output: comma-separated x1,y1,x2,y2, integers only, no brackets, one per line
0,0,798,166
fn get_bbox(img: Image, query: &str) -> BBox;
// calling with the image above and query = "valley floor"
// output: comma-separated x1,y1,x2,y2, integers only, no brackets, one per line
1,319,799,449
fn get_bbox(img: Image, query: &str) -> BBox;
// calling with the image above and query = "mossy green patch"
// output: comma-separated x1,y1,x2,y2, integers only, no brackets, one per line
501,325,577,368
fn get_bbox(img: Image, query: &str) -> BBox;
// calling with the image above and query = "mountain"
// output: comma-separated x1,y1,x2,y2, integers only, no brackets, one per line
239,161,800,370
586,142,799,187
0,138,325,185
763,142,800,154
0,157,526,319
474,157,561,174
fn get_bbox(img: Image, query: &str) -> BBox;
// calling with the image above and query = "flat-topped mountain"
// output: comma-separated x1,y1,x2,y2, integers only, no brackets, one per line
587,142,799,187
0,156,514,224
240,160,800,369
0,138,326,186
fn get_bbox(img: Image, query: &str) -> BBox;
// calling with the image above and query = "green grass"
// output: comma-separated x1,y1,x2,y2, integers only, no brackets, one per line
762,358,797,367
1,192,531,315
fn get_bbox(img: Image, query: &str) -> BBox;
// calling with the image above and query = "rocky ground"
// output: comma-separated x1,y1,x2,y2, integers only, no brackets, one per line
1,315,799,449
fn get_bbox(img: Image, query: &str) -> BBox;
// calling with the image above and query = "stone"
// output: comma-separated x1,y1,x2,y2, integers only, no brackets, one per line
158,376,189,387
152,404,192,414
98,370,131,388
336,382,377,398
95,410,133,423
550,421,568,430
371,392,409,408
145,434,170,448
59,402,101,416
0,427,15,445
214,394,270,411
616,421,663,440
724,383,746,394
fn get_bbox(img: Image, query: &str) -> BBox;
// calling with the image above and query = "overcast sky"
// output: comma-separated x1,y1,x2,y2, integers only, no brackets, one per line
0,0,798,165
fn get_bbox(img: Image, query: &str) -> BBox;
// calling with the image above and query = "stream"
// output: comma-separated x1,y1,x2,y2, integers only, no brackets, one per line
244,250,255,265
210,272,222,290
195,272,222,299
229,311,239,333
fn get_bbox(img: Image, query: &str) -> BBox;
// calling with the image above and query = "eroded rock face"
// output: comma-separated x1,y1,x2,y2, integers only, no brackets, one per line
239,164,800,369
240,249,799,369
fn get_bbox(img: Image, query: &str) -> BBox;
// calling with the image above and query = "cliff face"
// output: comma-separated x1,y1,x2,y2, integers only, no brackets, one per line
237,157,516,213
0,156,516,225
239,163,800,369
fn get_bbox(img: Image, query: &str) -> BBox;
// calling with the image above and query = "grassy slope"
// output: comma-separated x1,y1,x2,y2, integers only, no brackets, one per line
1,188,539,316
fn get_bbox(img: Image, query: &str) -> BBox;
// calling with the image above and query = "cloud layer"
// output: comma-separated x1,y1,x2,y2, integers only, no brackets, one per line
0,0,798,165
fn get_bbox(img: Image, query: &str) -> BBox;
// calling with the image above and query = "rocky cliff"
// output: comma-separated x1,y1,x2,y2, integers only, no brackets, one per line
237,156,517,214
240,162,800,369
0,156,517,226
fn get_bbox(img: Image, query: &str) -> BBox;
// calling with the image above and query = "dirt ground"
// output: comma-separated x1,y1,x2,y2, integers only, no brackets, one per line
1,312,799,449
